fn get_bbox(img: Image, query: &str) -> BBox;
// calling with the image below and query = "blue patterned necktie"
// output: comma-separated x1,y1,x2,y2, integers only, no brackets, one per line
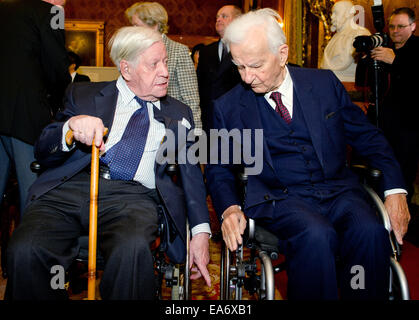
101,96,150,180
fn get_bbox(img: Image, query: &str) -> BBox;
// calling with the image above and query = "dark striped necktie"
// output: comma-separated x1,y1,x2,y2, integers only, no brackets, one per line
270,91,291,124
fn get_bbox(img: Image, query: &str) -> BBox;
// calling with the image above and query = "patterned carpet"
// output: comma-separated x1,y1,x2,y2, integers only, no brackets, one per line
1,196,417,300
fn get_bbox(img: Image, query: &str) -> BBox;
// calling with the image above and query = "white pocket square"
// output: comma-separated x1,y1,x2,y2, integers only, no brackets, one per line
181,118,191,129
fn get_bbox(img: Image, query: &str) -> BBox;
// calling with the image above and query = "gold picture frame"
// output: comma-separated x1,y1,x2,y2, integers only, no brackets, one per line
65,20,105,67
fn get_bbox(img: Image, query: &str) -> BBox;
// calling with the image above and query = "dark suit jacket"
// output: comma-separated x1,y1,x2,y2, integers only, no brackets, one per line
0,0,71,145
27,81,210,260
206,67,405,219
196,40,241,131
383,35,419,132
74,73,91,83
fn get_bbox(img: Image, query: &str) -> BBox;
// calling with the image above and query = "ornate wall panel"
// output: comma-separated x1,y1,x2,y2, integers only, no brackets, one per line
64,0,241,66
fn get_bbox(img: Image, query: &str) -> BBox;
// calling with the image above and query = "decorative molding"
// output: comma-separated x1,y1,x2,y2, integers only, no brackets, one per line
306,0,335,48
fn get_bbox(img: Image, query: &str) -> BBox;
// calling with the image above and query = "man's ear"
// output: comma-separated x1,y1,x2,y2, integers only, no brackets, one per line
277,44,289,67
120,60,131,80
410,22,416,33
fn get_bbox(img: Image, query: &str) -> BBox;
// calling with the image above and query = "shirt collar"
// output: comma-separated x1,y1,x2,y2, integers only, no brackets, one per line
116,75,161,110
70,71,77,82
264,66,293,100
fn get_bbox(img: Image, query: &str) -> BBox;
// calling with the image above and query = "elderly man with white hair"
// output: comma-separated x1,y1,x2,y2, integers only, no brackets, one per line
5,26,211,300
206,8,410,300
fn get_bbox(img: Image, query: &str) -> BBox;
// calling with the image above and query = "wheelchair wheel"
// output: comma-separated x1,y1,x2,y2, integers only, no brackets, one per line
170,265,183,300
220,242,276,300
170,222,191,300
363,184,411,300
389,257,410,300
258,251,275,300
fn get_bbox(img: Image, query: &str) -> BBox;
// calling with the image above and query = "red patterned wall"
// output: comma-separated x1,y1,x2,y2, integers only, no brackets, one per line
64,0,241,66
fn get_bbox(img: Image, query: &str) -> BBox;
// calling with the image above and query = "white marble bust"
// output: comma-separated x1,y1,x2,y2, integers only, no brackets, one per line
321,0,371,82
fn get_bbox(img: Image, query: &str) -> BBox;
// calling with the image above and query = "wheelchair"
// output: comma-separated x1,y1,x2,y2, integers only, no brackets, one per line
25,161,191,300
220,166,410,300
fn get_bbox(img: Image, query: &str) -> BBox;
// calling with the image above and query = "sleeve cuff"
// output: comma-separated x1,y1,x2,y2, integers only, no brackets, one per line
384,188,408,198
62,121,75,152
191,223,212,238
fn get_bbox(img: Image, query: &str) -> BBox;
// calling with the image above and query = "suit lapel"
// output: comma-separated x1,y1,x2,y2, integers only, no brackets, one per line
288,68,324,167
239,89,276,175
154,97,176,130
94,81,119,135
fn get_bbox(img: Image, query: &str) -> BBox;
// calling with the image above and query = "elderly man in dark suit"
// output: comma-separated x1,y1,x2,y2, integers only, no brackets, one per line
0,0,71,215
206,9,410,300
6,26,211,300
197,5,242,134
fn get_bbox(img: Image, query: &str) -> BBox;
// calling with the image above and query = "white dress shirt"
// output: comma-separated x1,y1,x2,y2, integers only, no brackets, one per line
264,66,294,116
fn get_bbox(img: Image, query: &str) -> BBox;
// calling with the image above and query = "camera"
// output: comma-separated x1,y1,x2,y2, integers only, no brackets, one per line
353,33,388,52
353,4,388,52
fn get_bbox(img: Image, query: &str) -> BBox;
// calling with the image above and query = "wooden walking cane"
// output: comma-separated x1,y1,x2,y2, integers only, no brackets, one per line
65,128,108,300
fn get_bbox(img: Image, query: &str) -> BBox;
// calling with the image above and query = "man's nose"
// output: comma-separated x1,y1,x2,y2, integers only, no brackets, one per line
159,63,169,78
242,69,254,84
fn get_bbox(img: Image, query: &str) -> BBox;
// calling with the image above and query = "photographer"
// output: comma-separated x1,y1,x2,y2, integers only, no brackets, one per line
371,7,418,206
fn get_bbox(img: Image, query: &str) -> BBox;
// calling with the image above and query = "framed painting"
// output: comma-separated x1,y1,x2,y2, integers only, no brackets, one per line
65,20,105,67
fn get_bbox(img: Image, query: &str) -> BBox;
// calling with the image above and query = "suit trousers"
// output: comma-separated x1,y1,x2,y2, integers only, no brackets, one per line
5,170,160,300
0,135,37,216
385,129,419,204
257,185,391,300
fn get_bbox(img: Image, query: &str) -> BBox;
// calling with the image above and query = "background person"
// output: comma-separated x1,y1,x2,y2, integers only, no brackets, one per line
0,0,70,216
196,5,242,134
125,2,202,131
68,51,91,83
370,7,418,205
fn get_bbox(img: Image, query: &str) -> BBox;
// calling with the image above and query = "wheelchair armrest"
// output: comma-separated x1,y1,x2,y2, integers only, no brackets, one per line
351,164,382,181
245,218,280,258
165,164,178,177
30,161,42,173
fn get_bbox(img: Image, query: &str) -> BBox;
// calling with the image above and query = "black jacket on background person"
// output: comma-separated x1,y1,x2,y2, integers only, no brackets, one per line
0,0,70,145
196,40,241,133
381,35,419,132
356,34,419,211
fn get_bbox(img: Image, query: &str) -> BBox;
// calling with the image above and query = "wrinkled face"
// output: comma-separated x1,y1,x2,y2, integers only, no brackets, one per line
230,29,288,94
215,6,237,38
123,41,169,101
389,13,415,49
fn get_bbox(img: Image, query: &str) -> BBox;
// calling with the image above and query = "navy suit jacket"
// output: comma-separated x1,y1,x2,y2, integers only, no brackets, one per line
27,81,209,258
206,67,405,220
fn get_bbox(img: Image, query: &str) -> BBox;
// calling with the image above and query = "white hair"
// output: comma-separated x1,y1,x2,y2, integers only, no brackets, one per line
109,26,162,71
223,8,286,53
